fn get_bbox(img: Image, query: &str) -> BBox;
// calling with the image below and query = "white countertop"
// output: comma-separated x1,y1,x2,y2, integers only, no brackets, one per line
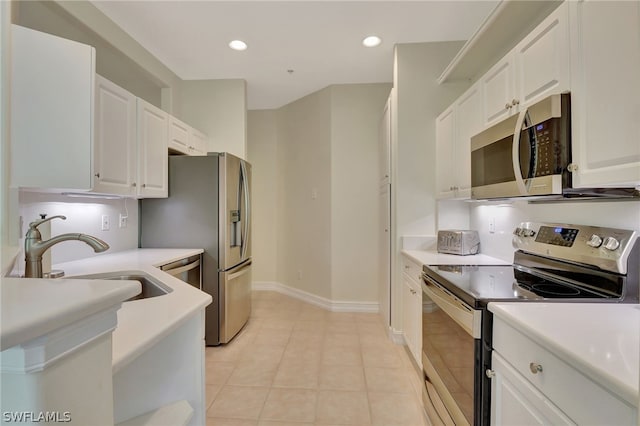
489,302,640,405
401,249,511,266
1,275,140,351
54,248,210,372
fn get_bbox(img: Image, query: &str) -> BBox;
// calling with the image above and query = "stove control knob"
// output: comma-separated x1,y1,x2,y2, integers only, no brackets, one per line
586,234,603,248
523,229,536,237
603,237,620,251
513,227,522,236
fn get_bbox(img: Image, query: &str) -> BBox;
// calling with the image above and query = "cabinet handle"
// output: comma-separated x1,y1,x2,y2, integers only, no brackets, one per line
486,369,495,378
567,163,579,173
404,265,411,269
410,289,417,295
529,362,543,374
132,182,137,187
512,99,520,106
94,172,100,178
142,183,146,188
505,103,512,110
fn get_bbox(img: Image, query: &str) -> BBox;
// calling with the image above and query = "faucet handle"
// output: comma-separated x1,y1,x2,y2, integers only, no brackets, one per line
28,215,66,232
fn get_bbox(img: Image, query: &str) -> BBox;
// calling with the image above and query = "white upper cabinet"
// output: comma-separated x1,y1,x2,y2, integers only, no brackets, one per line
482,55,516,127
436,83,481,199
454,84,483,198
515,2,570,108
93,75,137,196
568,0,640,187
436,106,455,199
10,25,95,190
169,116,190,155
170,116,208,156
189,128,208,156
137,99,169,198
482,2,570,127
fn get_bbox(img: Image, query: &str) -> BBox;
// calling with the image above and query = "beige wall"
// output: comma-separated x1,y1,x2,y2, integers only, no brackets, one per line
330,84,392,302
276,88,333,299
177,80,247,158
247,83,391,303
246,110,278,282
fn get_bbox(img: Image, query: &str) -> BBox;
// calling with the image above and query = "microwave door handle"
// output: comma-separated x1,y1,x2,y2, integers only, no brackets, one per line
512,108,530,196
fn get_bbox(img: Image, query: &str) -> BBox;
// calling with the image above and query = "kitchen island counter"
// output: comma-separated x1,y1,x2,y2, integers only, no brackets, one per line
55,248,210,372
489,302,640,406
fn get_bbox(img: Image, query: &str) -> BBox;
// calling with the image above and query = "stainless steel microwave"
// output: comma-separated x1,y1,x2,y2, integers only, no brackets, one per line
471,93,571,199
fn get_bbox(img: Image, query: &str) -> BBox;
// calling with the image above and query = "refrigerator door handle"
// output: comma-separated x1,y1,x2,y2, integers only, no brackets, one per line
228,261,252,281
240,160,250,260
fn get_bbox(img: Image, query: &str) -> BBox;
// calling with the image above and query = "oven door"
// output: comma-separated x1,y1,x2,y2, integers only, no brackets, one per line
422,274,482,426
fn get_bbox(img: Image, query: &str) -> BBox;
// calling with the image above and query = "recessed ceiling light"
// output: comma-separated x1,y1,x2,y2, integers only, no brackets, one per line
229,40,248,51
362,36,382,48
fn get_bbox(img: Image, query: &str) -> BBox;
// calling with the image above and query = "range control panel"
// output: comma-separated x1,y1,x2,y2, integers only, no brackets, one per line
512,222,638,274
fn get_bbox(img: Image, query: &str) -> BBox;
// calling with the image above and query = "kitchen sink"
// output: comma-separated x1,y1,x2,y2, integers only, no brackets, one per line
70,271,172,302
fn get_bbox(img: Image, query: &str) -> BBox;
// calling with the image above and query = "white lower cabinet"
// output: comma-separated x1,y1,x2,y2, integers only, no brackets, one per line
491,317,637,426
401,255,422,367
491,352,574,426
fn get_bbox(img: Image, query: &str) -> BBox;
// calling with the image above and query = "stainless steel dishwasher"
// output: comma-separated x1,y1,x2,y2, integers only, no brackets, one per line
159,254,202,290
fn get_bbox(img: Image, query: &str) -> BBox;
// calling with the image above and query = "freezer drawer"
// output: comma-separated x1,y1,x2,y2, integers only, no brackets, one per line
219,260,252,343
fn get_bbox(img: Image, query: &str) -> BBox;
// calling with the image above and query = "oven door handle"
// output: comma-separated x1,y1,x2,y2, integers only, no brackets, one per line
422,274,482,339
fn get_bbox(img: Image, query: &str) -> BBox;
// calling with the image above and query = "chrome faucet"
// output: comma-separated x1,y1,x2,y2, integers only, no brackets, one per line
24,215,110,278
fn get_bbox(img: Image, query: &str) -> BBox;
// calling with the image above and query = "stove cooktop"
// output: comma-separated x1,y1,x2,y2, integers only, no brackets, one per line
422,263,625,309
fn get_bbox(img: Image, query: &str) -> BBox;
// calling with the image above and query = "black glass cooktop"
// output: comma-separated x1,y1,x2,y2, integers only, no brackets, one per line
422,262,621,309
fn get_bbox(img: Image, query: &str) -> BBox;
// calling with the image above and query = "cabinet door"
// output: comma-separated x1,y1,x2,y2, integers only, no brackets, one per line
401,276,415,356
137,99,168,198
93,75,137,196
569,0,640,187
482,53,516,126
189,128,208,156
402,274,422,367
435,106,455,199
379,96,391,185
491,352,575,426
10,25,95,190
515,2,570,108
169,117,190,155
453,84,482,198
379,183,391,328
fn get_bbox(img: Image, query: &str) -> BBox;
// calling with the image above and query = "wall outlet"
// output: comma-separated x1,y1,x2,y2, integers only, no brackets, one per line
119,214,127,228
297,270,303,280
489,217,496,234
101,215,110,231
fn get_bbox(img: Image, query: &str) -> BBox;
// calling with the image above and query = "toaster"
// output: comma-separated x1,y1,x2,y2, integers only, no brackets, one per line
437,230,480,255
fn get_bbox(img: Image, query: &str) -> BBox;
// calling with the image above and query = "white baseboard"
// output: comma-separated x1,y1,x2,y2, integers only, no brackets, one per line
389,328,405,345
252,281,379,313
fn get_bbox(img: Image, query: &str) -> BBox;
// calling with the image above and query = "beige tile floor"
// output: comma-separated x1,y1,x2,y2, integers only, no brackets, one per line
205,291,429,426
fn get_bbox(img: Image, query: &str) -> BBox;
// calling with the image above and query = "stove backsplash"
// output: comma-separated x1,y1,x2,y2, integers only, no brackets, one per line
468,200,640,262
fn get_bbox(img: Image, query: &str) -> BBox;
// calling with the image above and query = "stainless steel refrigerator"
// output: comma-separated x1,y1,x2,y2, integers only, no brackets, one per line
139,152,252,345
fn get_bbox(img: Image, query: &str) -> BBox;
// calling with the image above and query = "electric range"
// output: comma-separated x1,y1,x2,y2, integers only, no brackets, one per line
420,222,639,425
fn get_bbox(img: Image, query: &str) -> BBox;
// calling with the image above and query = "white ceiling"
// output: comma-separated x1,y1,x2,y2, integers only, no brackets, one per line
91,1,498,110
